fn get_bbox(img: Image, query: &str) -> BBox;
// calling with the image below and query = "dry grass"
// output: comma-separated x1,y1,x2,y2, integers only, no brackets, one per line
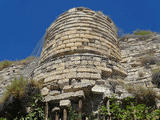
152,68,160,88
0,56,36,71
126,85,159,106
133,30,153,35
14,56,36,65
0,77,27,104
0,61,14,71
140,55,157,66
0,77,42,104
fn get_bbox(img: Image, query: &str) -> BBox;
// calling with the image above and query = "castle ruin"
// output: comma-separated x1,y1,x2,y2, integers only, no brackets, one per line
33,7,129,120
1,6,160,120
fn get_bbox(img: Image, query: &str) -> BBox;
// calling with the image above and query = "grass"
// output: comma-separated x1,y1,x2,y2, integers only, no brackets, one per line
0,61,14,71
152,68,160,88
0,77,27,103
0,77,42,104
133,30,153,35
140,55,158,66
15,56,36,65
0,56,36,71
0,118,7,120
0,77,43,119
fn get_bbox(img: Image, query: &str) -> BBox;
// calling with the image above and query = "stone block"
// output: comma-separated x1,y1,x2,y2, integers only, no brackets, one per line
58,79,70,88
60,100,71,107
63,81,95,92
49,90,60,96
41,87,49,96
45,90,84,102
52,107,60,112
92,85,107,94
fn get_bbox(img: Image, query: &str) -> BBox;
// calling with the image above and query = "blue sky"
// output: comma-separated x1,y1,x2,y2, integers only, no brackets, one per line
0,0,160,61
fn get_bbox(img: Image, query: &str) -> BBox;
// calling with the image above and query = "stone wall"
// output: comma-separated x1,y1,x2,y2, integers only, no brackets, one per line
40,7,120,64
34,53,126,89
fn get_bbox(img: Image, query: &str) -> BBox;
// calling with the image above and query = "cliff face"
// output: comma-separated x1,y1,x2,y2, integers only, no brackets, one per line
0,7,160,119
0,58,37,98
120,34,160,88
0,64,25,98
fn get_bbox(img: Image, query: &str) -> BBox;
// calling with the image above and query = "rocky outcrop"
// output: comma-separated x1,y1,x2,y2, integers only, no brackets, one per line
0,64,25,98
0,58,37,98
120,34,160,87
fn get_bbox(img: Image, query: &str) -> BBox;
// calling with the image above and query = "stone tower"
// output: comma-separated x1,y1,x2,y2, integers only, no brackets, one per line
33,7,127,119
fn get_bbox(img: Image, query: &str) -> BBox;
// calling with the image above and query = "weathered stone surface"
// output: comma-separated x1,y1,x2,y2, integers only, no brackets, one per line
49,90,60,96
120,34,160,87
45,90,84,102
0,64,26,98
60,100,71,107
103,89,113,98
32,8,127,103
118,93,133,99
41,87,49,96
92,85,108,94
51,107,60,112
63,81,95,92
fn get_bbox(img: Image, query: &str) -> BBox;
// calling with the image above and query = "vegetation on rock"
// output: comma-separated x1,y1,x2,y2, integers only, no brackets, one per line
126,85,160,106
140,55,158,67
0,56,36,71
0,61,13,71
152,68,160,88
0,77,43,120
133,30,154,35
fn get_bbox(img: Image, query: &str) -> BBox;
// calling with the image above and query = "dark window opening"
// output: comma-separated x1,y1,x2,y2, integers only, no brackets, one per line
69,79,72,85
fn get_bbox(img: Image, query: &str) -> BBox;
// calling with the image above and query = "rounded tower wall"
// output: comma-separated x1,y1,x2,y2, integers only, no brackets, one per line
33,8,127,116
40,7,120,64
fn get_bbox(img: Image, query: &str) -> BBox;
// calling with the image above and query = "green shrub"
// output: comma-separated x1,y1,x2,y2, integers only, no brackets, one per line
14,94,45,120
133,30,153,35
152,68,160,88
99,96,160,120
0,77,43,119
68,107,80,120
126,85,158,106
0,77,27,104
0,118,7,120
